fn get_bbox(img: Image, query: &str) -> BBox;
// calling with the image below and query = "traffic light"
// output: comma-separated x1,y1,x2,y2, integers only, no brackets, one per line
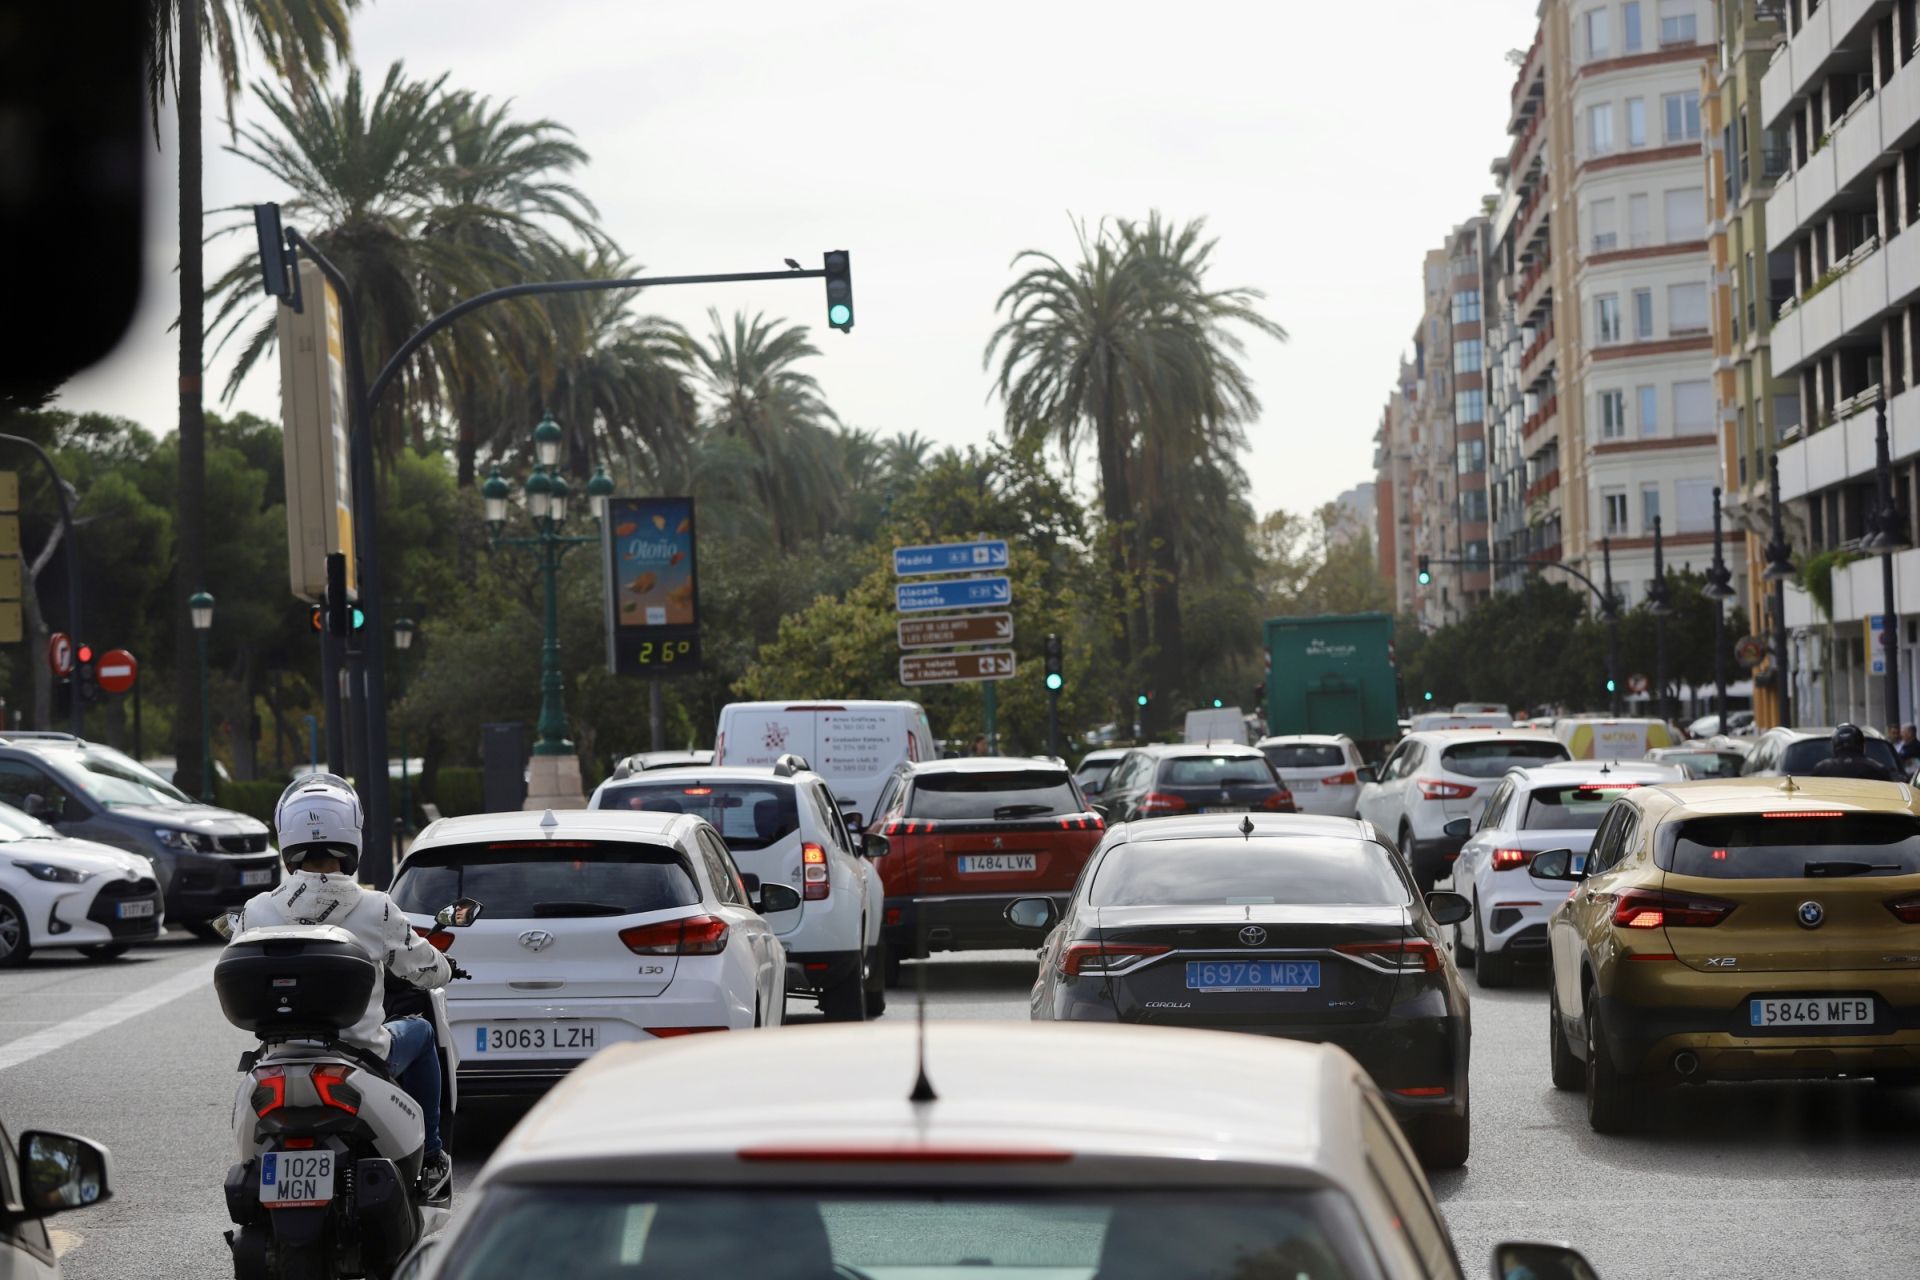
1212,698,1224,708
309,604,365,633
1606,677,1617,693
1043,632,1063,692
1416,555,1431,586
1136,692,1149,708
823,250,853,332
74,643,99,705
1423,690,1434,702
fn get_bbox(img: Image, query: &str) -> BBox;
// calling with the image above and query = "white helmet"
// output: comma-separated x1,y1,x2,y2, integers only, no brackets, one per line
274,773,363,875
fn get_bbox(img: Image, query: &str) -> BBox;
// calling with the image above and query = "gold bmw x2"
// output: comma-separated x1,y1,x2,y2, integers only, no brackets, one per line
1531,776,1920,1132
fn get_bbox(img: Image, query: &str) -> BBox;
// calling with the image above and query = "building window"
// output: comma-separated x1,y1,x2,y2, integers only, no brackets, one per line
1641,483,1661,531
1457,438,1486,473
1673,379,1712,431
1453,339,1483,373
1627,97,1647,148
1664,91,1701,142
1623,1,1643,51
1604,488,1630,534
1590,102,1615,156
1668,282,1708,332
1451,290,1481,323
1456,390,1485,424
1638,385,1658,435
1633,288,1654,338
1589,197,1617,252
1586,7,1611,58
1658,0,1697,45
1596,294,1622,343
1628,193,1650,246
1675,478,1715,532
1773,391,1802,437
1599,388,1627,438
1665,186,1705,240
1462,489,1489,522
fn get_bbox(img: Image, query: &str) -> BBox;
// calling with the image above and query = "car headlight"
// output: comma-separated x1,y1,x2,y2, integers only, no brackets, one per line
13,860,91,884
153,828,213,852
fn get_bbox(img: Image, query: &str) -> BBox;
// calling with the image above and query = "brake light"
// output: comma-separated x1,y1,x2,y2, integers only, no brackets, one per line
620,914,731,955
737,1145,1074,1164
411,926,453,952
1762,811,1847,819
885,819,940,835
251,1067,286,1117
1056,815,1104,831
802,842,830,901
682,787,714,796
1261,791,1296,812
1391,1086,1449,1098
1137,792,1189,817
1491,848,1529,871
1059,941,1170,977
1885,895,1920,923
311,1065,361,1115
1576,783,1640,792
646,1026,728,1038
1321,771,1358,786
1336,939,1440,972
1418,780,1477,801
1610,887,1735,929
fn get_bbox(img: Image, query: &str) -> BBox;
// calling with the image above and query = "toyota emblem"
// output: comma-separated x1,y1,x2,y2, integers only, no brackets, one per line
518,929,555,952
1238,925,1268,946
1796,901,1825,930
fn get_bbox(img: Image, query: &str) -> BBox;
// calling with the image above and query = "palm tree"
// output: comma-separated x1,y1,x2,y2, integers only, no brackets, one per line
146,0,357,794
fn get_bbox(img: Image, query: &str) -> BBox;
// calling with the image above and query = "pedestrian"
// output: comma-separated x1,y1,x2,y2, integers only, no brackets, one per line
971,734,989,756
1899,724,1920,770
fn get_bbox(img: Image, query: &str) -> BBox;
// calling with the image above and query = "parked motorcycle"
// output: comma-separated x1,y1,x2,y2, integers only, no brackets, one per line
213,898,481,1280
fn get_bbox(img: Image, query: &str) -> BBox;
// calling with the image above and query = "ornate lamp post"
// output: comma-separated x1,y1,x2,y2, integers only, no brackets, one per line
1704,488,1738,732
393,617,415,831
1602,537,1621,715
481,413,616,807
189,592,216,801
1648,518,1673,726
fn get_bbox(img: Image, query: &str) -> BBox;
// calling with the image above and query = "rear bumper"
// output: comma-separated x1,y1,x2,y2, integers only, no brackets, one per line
446,984,755,1091
784,949,861,995
885,893,1068,956
1404,836,1464,888
1595,983,1920,1079
456,1058,585,1097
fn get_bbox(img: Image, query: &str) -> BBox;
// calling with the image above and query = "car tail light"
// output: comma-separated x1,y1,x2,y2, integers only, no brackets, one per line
620,914,731,955
1490,848,1529,871
1418,780,1476,801
1885,894,1920,923
310,1065,360,1115
1056,815,1104,830
885,819,940,835
802,842,830,901
647,1026,728,1038
1137,792,1189,817
1762,811,1846,819
1336,939,1440,972
1610,887,1735,930
738,1144,1074,1164
251,1067,286,1117
1261,791,1296,812
1059,941,1170,977
1321,771,1358,786
411,926,453,952
1391,1086,1449,1098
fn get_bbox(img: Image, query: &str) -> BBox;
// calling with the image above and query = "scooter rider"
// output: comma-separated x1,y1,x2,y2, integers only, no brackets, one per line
231,774,455,1195
1811,722,1900,782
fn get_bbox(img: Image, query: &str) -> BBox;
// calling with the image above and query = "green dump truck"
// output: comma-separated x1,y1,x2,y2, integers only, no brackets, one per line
1262,613,1399,752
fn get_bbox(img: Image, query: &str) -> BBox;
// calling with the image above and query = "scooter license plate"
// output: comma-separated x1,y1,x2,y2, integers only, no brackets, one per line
259,1150,334,1208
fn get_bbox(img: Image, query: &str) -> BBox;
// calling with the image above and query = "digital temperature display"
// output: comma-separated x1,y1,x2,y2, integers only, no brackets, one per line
603,496,701,678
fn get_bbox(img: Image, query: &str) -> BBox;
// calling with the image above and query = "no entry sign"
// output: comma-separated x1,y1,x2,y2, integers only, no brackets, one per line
97,649,138,695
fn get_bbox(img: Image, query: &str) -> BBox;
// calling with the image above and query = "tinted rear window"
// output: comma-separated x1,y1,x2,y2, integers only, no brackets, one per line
1663,813,1920,879
1157,755,1277,787
1521,783,1639,831
1075,759,1120,782
1262,744,1345,769
393,842,701,919
1091,838,1408,907
596,782,799,851
1781,738,1902,774
1440,740,1569,778
1662,751,1743,779
908,770,1080,820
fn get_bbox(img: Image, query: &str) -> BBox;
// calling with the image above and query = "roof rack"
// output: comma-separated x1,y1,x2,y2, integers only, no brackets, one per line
0,732,86,745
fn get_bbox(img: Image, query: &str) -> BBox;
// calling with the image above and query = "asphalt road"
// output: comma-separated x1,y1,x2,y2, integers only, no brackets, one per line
5,934,1920,1279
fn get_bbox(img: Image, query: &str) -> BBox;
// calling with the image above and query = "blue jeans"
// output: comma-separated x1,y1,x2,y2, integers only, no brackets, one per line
383,1016,442,1154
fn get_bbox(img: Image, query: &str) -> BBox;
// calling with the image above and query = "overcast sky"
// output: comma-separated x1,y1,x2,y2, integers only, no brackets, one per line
62,0,1539,520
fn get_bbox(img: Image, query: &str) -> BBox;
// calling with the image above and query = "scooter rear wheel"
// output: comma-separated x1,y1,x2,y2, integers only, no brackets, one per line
272,1241,331,1280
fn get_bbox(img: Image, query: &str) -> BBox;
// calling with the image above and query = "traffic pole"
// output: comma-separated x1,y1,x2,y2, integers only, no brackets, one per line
1046,688,1059,760
984,683,998,754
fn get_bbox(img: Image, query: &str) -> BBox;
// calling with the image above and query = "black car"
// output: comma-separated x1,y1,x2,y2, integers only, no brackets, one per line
1011,812,1473,1169
1092,744,1295,821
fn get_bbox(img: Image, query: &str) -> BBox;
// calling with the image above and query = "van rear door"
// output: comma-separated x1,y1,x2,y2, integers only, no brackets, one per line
716,705,818,769
813,706,911,815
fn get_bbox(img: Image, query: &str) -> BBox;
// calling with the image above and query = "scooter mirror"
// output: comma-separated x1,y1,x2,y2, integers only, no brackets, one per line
211,911,241,941
435,898,485,929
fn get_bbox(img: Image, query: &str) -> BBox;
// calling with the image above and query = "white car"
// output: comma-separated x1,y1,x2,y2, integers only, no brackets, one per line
0,805,163,965
0,1120,114,1279
1443,760,1682,986
392,809,788,1104
1256,733,1365,816
588,759,885,1020
390,1022,1605,1280
1073,747,1127,796
1357,728,1571,891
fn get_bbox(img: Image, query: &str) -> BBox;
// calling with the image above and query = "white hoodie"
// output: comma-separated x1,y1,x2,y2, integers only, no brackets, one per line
235,871,451,1058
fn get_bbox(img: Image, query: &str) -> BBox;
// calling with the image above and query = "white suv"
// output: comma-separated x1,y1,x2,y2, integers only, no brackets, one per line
1356,729,1570,891
590,759,884,1020
1256,734,1365,817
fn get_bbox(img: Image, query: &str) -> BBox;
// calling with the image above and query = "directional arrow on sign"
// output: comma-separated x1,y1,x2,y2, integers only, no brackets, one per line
892,540,1010,577
895,576,1012,614
897,612,1014,650
899,650,1018,686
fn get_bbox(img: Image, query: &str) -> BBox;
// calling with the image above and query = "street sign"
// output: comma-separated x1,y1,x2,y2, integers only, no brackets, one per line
897,612,1014,650
1734,635,1768,668
899,650,1016,686
896,576,1011,613
1870,614,1893,676
1626,673,1649,694
96,649,137,695
47,633,72,677
892,540,1010,577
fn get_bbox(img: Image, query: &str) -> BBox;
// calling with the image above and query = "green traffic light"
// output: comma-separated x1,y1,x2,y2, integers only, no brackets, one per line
1423,691,1434,702
1417,571,1431,585
1136,694,1148,707
1212,698,1223,708
1606,678,1617,692
829,303,852,327
1045,673,1063,692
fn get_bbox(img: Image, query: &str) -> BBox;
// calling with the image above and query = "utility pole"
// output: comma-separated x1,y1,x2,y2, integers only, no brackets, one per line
1705,488,1736,730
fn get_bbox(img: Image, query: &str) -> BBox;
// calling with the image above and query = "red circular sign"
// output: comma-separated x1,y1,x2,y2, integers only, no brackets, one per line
47,633,72,677
96,649,138,695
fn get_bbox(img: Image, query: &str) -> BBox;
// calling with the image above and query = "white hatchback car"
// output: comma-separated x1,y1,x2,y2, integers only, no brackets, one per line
1257,734,1366,817
588,759,884,1020
1357,728,1571,892
0,805,163,965
392,809,787,1104
392,1022,1604,1280
1442,760,1681,986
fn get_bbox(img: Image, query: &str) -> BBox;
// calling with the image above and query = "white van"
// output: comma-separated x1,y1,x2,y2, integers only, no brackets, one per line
712,700,938,819
1183,706,1247,746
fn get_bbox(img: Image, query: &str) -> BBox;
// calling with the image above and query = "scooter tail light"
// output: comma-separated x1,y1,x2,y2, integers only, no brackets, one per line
251,1067,287,1117
310,1065,361,1115
412,926,453,952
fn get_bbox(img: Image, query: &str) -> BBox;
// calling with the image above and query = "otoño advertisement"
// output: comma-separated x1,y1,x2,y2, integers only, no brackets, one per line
603,496,701,676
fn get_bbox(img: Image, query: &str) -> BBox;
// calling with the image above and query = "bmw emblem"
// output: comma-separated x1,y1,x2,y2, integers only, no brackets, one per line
1238,925,1268,946
1797,901,1825,930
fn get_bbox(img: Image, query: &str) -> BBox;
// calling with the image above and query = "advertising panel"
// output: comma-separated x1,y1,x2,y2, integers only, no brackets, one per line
603,496,700,676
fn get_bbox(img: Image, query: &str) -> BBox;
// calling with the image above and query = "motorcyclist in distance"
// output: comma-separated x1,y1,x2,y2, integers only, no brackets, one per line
230,774,454,1195
1811,723,1900,782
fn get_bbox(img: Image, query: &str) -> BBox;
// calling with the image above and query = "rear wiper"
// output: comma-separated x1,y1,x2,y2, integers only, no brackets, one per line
1803,861,1902,877
531,901,629,916
993,803,1053,819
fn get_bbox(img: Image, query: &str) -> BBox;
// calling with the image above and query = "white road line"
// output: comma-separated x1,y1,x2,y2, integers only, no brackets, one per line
0,960,217,1071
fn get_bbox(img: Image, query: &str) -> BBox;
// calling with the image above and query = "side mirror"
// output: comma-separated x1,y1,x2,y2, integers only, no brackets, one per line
435,898,485,929
1443,817,1472,839
861,833,891,859
738,872,762,894
1528,849,1580,882
18,1130,112,1217
1491,1242,1601,1280
1004,897,1059,931
23,793,51,821
843,812,865,832
1425,890,1472,927
1357,766,1379,785
1081,777,1104,796
211,910,242,941
755,883,802,914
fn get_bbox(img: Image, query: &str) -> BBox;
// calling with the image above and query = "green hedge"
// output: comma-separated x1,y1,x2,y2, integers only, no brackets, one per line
429,767,485,818
215,779,286,825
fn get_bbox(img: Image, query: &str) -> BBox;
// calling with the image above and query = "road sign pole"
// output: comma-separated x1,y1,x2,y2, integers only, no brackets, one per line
984,682,998,754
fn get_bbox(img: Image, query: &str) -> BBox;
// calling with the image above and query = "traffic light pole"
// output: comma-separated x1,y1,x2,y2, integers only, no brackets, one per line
0,435,83,735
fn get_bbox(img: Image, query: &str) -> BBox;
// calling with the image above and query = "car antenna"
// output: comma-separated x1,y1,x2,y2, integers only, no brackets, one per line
910,961,937,1103
1240,815,1255,840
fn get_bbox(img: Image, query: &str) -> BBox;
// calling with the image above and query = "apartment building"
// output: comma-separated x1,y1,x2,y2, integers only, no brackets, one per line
1760,0,1920,725
1447,218,1495,609
1375,363,1420,610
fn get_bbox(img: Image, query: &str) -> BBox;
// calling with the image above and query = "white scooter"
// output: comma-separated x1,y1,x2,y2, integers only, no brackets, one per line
213,899,480,1280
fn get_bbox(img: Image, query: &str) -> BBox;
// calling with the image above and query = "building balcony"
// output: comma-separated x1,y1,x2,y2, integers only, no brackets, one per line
1759,0,1882,134
1519,326,1556,385
1770,231,1896,377
1514,176,1551,255
1522,393,1560,440
1514,253,1552,321
1777,376,1920,506
1524,468,1561,504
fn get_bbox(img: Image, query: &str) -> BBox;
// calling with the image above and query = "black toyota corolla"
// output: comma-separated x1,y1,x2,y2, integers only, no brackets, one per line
1011,812,1473,1169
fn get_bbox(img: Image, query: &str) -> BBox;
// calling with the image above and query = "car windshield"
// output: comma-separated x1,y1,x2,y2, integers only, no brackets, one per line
1091,838,1408,907
392,842,701,918
1157,755,1277,787
48,752,193,808
1262,743,1346,769
908,769,1080,819
1521,783,1638,831
596,782,799,851
438,1187,1366,1280
1781,738,1903,774
1439,740,1569,779
1664,813,1920,879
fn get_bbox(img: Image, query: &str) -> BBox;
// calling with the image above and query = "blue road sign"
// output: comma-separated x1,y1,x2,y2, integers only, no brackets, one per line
893,540,1010,577
896,576,1012,613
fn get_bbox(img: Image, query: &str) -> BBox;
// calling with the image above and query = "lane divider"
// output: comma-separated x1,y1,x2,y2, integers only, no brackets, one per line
0,960,218,1072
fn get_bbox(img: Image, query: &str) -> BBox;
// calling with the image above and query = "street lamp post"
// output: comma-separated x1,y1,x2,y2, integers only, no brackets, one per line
482,414,615,806
1763,454,1797,725
1602,537,1621,715
189,592,215,801
1704,488,1737,732
393,617,415,832
1648,519,1673,726
1868,397,1907,726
